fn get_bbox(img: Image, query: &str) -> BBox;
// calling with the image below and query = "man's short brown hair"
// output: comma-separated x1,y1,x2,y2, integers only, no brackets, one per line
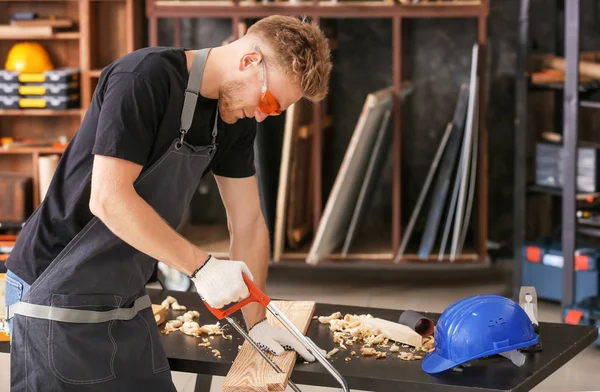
245,15,332,102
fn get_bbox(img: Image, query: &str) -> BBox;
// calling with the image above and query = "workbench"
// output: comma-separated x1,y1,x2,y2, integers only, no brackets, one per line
1,288,597,392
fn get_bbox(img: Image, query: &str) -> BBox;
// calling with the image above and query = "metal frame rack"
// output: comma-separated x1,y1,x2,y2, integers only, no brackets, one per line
146,0,490,267
514,0,586,307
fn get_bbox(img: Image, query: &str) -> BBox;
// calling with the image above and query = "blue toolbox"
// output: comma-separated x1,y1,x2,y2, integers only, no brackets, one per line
563,296,600,347
521,237,600,303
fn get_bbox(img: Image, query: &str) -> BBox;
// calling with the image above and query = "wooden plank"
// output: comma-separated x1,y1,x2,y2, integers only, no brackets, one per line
307,85,411,265
286,123,313,249
152,304,167,325
222,301,316,392
362,317,423,347
341,109,392,256
273,103,298,262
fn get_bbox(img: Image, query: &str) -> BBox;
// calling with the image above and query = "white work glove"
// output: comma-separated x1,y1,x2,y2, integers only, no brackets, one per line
191,255,254,309
248,318,326,363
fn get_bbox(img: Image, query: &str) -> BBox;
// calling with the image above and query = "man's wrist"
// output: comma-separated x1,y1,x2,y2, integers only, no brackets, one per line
188,253,212,279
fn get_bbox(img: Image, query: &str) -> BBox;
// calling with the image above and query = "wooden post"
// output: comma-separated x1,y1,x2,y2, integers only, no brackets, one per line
392,16,402,258
477,7,488,263
79,0,91,114
312,15,323,234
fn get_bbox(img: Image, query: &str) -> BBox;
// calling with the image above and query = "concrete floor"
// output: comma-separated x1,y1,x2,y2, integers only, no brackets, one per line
0,261,598,391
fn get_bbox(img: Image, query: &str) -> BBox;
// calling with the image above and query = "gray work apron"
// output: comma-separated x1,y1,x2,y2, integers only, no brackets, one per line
7,48,217,392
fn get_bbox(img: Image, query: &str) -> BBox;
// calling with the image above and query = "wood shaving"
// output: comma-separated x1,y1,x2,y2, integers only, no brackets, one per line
317,310,436,362
351,351,356,356
399,352,414,361
163,319,182,333
360,347,376,356
177,310,200,323
198,342,211,347
318,312,342,324
181,321,201,337
326,347,339,359
161,295,187,311
345,357,351,362
200,324,224,336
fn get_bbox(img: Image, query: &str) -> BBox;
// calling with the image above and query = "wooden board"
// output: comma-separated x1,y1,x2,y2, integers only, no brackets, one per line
222,301,316,392
286,123,314,249
273,103,298,262
152,304,167,326
342,108,393,256
362,317,423,348
306,85,412,264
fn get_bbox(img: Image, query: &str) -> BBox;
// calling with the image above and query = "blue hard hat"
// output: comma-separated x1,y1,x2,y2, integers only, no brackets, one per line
422,294,539,374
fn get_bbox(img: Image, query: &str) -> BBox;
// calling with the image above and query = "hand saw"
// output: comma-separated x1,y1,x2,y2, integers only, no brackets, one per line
202,273,350,392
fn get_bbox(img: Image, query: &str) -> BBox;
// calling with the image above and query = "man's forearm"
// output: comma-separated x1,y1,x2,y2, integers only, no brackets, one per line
230,216,270,328
90,186,207,276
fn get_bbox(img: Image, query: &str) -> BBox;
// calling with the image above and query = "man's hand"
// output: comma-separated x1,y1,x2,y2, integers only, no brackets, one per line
190,256,254,308
248,318,326,362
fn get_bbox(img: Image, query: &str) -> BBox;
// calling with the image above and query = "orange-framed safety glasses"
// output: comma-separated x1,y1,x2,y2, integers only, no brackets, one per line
254,43,282,115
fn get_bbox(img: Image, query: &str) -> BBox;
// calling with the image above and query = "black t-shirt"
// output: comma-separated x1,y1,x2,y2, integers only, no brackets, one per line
6,46,257,285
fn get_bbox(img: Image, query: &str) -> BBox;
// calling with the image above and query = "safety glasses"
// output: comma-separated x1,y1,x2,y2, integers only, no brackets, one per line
254,43,282,115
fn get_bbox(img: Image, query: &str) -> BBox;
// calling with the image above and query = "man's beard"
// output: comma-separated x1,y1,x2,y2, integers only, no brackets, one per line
218,80,246,124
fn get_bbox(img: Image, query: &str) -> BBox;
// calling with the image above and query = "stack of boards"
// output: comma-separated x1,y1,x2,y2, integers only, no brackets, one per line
306,84,414,264
270,82,414,263
395,43,481,263
0,68,80,110
265,43,480,264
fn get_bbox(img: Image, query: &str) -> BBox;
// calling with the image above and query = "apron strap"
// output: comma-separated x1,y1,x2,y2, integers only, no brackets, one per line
6,294,152,324
179,48,212,147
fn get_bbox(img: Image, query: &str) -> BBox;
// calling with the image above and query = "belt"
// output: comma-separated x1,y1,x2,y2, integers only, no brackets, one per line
6,294,151,324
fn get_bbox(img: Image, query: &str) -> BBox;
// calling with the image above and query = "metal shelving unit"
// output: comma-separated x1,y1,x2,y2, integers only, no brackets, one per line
514,0,585,308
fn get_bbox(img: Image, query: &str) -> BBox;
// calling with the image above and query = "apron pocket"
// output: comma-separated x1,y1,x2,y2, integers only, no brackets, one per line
48,293,122,385
136,307,171,374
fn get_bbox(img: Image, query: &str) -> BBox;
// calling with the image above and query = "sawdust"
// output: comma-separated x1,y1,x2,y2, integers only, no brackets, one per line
316,311,435,362
158,296,230,355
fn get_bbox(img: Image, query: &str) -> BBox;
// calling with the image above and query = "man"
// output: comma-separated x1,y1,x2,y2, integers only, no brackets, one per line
4,15,332,391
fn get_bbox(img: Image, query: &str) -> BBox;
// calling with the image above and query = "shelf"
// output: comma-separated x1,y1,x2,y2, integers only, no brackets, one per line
581,100,600,109
150,0,485,18
89,69,103,78
577,225,600,238
528,79,600,93
0,109,81,116
0,146,66,155
527,184,600,201
0,32,80,40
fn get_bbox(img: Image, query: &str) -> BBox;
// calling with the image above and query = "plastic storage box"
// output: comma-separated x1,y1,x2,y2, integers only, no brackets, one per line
563,296,600,346
521,237,600,303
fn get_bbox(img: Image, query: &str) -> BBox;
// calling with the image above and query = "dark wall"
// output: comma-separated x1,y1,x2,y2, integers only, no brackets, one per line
157,0,600,255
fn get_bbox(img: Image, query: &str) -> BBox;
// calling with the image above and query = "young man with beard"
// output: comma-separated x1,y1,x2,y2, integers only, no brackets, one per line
5,15,332,391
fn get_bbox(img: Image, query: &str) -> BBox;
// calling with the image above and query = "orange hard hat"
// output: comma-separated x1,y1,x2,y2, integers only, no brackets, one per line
5,42,54,73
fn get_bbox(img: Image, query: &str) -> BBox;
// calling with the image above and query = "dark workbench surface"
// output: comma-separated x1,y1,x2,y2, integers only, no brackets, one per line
2,289,597,391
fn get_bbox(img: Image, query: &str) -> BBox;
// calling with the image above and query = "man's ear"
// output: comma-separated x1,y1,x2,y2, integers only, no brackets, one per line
240,50,261,70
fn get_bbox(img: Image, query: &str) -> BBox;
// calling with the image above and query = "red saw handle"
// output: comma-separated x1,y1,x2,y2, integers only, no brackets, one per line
202,273,271,320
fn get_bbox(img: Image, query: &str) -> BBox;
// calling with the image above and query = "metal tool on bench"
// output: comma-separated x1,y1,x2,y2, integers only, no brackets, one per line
202,274,350,392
